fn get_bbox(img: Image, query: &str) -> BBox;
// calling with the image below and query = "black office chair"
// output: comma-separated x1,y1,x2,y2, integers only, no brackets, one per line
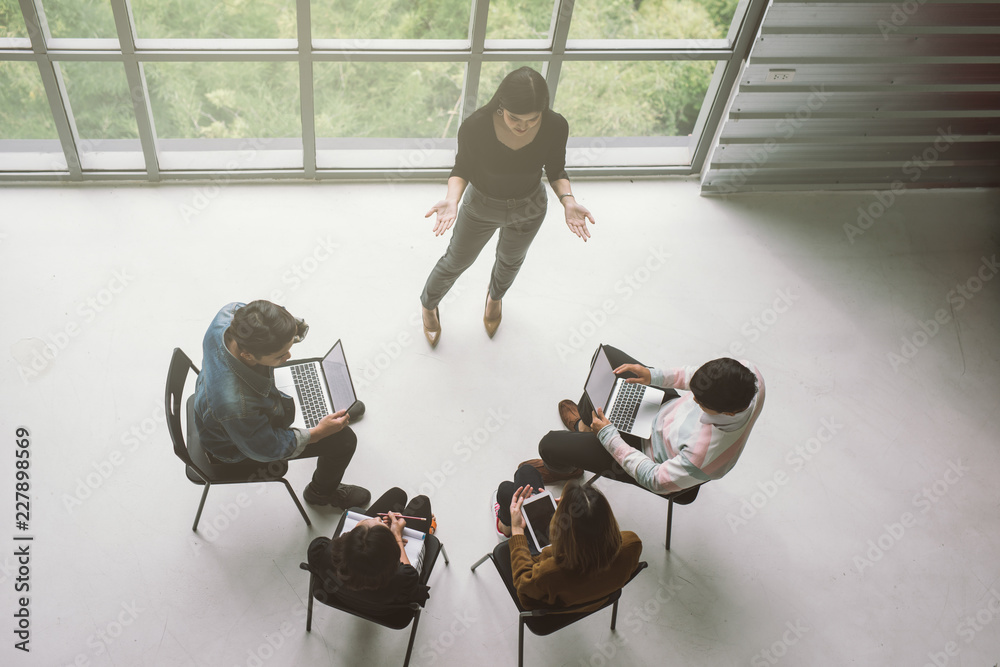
299,512,450,667
471,541,648,667
584,473,704,550
164,347,311,532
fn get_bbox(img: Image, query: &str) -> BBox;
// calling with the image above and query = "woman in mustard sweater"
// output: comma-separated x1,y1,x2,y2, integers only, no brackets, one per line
505,480,642,610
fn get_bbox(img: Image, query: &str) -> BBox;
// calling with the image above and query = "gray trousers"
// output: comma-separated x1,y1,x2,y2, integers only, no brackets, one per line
420,182,548,310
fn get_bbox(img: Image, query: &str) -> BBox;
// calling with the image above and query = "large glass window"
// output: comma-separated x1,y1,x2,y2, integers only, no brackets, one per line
145,61,301,169
311,0,470,40
43,0,118,39
130,0,297,39
569,0,738,40
0,0,28,38
0,61,67,170
0,0,760,179
59,61,143,170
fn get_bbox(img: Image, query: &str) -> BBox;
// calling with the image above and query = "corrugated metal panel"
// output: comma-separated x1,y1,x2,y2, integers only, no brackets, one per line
703,0,1000,192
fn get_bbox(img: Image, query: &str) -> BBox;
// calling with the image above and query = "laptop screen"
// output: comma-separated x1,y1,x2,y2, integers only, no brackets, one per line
584,346,617,412
322,340,356,411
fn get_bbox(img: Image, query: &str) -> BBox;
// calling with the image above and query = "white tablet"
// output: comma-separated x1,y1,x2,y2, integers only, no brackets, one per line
521,490,558,550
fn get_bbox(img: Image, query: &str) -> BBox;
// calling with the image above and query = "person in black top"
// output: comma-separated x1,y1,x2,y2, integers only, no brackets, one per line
307,488,434,611
419,66,596,347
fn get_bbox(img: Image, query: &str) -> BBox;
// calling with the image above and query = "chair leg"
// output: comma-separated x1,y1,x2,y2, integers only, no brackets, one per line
193,483,212,531
306,585,314,632
440,543,450,565
403,608,420,667
470,552,491,571
281,479,312,527
665,498,674,550
584,472,601,487
518,617,525,667
610,599,619,630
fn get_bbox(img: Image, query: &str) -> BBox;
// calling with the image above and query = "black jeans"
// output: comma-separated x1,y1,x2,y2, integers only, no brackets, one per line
539,345,678,489
495,464,546,527
290,427,359,495
362,487,433,535
356,488,436,586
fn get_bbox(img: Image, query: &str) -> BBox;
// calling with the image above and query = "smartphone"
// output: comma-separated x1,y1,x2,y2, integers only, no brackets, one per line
521,490,558,550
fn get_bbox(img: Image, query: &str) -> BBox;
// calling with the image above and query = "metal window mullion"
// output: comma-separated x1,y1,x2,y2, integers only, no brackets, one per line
462,0,490,120
19,0,81,178
296,0,316,178
545,0,573,105
690,0,771,174
110,0,160,181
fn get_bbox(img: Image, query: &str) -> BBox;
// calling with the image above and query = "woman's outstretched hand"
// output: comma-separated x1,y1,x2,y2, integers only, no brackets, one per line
426,200,459,236
563,199,596,241
510,485,533,536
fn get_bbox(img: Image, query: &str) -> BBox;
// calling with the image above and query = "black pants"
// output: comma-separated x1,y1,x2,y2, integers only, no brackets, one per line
362,487,433,535
539,345,678,489
290,427,359,495
495,464,546,526
358,488,436,586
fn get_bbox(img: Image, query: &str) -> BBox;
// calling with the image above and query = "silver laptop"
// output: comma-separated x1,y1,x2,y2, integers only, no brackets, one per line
584,345,664,438
273,340,358,429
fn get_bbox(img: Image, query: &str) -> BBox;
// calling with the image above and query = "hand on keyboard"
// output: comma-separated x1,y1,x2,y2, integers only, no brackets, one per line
613,363,651,385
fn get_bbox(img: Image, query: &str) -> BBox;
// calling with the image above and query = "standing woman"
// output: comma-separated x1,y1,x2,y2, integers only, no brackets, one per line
420,66,596,347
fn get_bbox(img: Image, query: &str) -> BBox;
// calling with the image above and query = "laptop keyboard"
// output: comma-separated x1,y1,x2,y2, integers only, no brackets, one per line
290,364,328,428
608,382,646,433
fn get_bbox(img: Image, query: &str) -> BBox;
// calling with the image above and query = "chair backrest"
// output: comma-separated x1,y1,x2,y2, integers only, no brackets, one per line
521,561,648,635
165,347,199,467
299,562,419,629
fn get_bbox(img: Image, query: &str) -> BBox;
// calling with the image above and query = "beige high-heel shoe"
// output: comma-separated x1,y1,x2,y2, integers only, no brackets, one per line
484,294,502,338
422,306,441,348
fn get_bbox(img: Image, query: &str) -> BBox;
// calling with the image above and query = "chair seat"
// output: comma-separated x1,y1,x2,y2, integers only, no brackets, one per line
183,394,291,485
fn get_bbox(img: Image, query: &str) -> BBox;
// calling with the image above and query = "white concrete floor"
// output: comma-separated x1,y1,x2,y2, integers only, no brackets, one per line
1,179,998,667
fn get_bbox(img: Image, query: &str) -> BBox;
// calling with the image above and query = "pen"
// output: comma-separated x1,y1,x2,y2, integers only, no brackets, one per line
376,513,426,521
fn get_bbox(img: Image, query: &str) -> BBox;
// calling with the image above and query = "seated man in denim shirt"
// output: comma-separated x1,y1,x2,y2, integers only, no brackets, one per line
193,300,370,509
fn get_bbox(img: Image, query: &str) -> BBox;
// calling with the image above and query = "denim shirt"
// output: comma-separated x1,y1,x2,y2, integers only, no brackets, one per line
193,303,309,463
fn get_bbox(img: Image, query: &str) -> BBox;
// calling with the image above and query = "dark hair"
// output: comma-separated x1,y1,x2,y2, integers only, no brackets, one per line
327,524,400,591
224,300,297,356
548,481,622,575
689,358,757,413
487,66,550,115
